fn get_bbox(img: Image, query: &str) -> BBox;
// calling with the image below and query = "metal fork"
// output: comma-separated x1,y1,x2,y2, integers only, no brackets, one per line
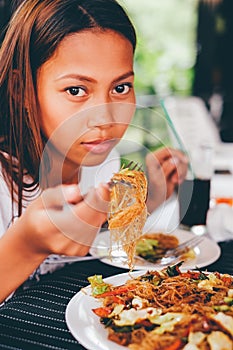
46,255,112,264
122,160,143,171
152,235,205,265
108,161,143,189
163,235,204,258
48,235,204,265
133,235,205,266
108,160,145,214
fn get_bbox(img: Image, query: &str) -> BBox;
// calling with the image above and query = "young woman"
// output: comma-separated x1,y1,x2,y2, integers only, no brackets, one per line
0,0,187,303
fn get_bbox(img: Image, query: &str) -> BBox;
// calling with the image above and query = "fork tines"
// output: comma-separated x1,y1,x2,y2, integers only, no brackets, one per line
108,161,143,189
109,179,133,188
123,160,143,171
164,235,204,258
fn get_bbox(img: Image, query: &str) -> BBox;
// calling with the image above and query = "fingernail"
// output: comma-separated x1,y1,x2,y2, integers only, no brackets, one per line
180,154,189,163
170,156,180,165
63,184,78,196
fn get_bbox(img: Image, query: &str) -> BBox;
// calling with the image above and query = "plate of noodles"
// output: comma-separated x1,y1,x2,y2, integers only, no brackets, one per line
89,229,220,271
65,265,233,350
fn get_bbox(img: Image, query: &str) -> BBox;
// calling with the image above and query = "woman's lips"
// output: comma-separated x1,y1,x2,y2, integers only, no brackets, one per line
81,139,115,154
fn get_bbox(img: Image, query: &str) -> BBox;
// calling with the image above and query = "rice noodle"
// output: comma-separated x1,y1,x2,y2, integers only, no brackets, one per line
108,168,147,269
92,268,233,350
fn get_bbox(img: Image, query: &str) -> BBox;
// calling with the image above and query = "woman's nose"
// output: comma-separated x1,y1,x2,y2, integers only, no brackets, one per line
87,101,115,128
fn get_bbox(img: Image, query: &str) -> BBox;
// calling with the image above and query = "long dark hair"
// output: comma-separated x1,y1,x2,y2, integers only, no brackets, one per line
0,0,136,217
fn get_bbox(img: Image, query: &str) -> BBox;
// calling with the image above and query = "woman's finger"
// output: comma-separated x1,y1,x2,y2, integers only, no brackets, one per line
146,152,163,179
48,184,110,247
39,184,83,210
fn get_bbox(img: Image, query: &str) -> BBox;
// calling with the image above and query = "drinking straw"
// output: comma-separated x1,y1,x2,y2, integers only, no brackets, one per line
160,99,195,178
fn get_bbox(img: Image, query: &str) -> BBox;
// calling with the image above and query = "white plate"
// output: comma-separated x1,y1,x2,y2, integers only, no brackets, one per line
65,271,146,350
89,229,221,270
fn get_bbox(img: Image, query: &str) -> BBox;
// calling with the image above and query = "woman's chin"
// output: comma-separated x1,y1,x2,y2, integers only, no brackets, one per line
80,150,112,167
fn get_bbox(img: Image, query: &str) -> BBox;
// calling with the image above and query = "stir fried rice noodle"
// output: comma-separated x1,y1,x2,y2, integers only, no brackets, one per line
89,264,233,350
108,168,147,269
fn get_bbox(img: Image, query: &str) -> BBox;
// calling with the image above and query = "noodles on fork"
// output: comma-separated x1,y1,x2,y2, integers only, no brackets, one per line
108,165,148,269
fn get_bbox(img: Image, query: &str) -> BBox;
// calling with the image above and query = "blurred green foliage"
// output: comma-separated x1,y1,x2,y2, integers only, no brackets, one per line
119,0,198,96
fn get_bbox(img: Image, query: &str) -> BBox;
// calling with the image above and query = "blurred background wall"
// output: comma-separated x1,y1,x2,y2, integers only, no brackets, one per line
119,0,233,142
119,0,197,97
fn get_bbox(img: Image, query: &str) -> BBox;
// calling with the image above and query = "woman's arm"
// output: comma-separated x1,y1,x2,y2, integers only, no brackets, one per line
0,183,109,303
0,219,47,303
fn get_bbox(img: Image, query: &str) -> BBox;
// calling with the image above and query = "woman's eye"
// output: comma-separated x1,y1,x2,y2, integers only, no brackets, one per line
66,87,86,97
113,83,132,95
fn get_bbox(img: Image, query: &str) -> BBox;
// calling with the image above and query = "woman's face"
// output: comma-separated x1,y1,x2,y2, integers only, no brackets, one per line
37,29,135,177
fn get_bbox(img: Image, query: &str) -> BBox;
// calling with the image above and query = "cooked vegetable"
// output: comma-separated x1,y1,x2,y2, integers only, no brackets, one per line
87,275,111,296
88,264,233,349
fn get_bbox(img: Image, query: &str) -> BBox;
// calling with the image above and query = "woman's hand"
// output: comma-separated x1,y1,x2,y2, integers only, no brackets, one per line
0,183,109,302
21,183,110,256
145,147,188,213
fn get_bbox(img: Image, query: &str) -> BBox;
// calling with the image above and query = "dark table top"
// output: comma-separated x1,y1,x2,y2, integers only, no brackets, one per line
0,239,232,350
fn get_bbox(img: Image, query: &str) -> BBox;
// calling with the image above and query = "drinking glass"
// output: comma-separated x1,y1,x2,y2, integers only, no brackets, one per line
178,143,214,233
178,177,211,229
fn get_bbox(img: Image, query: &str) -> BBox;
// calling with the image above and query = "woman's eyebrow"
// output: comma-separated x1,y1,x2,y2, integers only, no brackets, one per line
111,71,134,84
55,71,134,83
55,74,95,82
